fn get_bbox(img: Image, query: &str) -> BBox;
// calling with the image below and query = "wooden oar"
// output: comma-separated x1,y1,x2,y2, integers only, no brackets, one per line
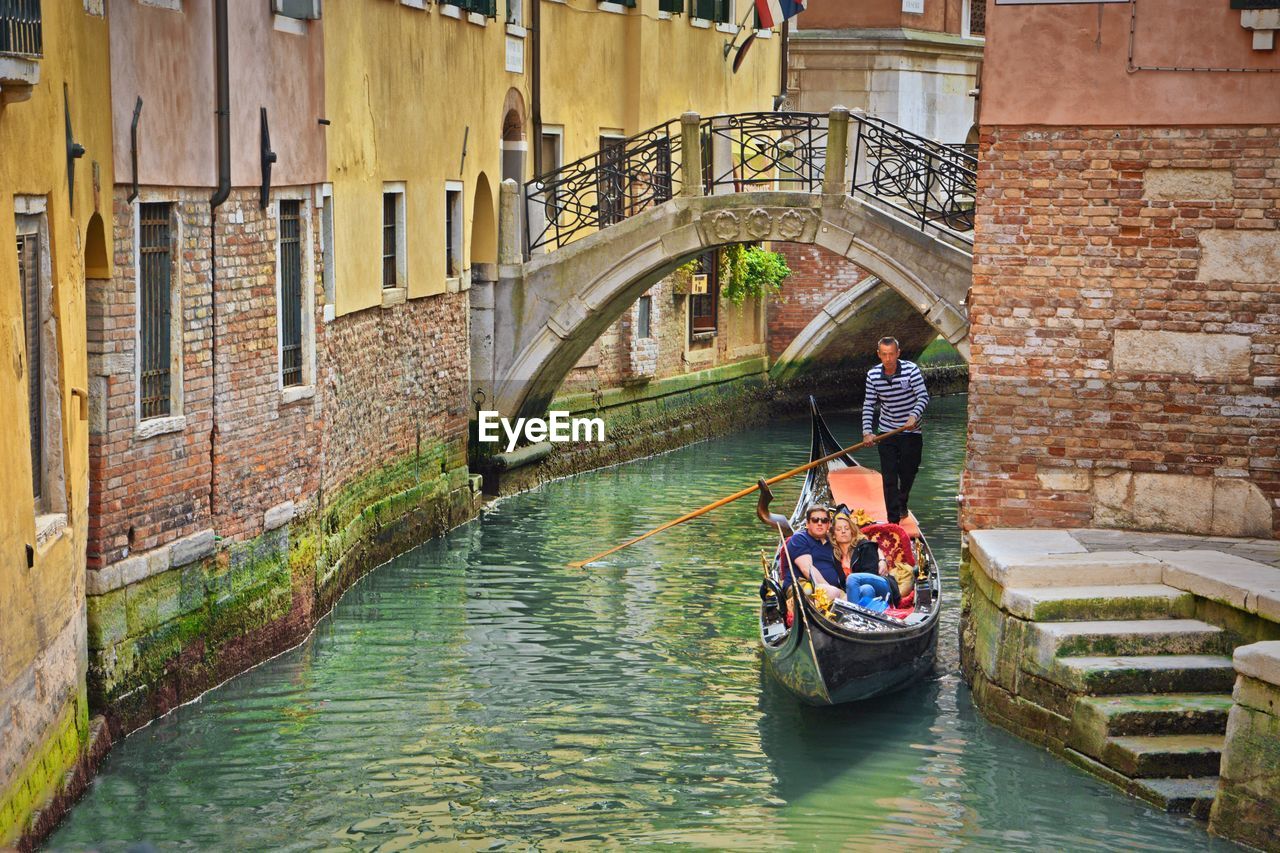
567,422,915,568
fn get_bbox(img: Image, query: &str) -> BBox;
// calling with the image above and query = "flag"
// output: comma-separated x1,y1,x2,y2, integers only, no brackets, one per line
754,0,807,29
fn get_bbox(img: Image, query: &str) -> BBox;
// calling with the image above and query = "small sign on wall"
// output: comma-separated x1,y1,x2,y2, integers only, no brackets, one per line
902,0,924,13
691,274,709,295
506,36,524,74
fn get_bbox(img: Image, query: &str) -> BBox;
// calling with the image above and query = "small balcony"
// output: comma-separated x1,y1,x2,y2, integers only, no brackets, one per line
0,0,41,106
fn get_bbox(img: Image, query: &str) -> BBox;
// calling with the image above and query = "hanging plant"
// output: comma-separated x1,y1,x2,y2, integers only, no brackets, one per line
720,244,791,305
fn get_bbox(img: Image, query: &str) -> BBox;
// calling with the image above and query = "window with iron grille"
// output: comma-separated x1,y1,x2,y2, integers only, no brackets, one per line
969,0,986,36
18,232,41,499
691,0,731,23
0,0,43,58
689,250,719,339
139,202,173,420
279,199,304,387
382,191,400,289
637,294,652,340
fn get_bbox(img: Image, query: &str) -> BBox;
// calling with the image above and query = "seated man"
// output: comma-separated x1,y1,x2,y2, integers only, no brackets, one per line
780,504,846,602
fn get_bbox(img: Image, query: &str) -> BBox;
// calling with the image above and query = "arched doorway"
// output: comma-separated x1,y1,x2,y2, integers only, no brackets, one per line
501,88,527,254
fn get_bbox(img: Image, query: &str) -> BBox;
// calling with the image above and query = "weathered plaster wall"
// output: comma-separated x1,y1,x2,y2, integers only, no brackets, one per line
108,0,325,189
797,0,967,34
0,2,113,845
983,2,1280,127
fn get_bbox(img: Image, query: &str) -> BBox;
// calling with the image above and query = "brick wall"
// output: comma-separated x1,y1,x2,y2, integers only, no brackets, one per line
88,189,327,565
211,193,326,541
769,243,872,359
322,290,471,498
88,191,215,568
964,126,1280,538
561,264,766,395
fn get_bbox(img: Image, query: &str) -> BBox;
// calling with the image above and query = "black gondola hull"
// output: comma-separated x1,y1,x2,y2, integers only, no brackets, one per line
761,597,939,705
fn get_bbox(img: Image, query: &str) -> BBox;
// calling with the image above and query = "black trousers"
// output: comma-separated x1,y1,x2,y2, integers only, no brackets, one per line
877,432,923,524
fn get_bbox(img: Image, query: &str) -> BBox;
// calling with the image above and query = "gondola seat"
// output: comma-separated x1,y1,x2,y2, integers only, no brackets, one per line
860,522,916,567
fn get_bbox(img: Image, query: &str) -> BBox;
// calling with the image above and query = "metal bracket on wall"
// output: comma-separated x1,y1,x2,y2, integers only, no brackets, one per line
64,85,86,212
128,97,143,203
260,107,278,209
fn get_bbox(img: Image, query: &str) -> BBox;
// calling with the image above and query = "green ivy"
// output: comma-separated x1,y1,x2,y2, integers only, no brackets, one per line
721,244,791,305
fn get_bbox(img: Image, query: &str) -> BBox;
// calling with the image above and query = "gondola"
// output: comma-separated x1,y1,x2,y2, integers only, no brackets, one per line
756,398,941,705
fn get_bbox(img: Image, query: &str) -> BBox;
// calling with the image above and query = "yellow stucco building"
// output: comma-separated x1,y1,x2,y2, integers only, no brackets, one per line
0,2,113,845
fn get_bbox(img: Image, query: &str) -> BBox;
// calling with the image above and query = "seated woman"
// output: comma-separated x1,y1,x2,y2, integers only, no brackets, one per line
830,512,893,610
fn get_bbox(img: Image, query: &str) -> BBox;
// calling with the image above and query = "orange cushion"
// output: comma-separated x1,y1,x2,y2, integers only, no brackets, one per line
827,466,922,538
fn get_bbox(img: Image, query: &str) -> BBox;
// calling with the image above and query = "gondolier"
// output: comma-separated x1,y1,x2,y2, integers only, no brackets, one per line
861,337,929,525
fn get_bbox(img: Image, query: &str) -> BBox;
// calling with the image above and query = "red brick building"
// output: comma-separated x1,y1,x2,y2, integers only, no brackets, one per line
963,1,1279,538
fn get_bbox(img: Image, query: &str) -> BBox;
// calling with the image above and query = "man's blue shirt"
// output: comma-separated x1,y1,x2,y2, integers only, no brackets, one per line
782,529,841,589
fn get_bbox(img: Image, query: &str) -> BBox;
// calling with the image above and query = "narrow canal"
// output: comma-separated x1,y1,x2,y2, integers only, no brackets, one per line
50,395,1231,850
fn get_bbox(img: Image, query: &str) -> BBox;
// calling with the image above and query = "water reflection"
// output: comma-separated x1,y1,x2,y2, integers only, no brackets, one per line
49,396,1233,850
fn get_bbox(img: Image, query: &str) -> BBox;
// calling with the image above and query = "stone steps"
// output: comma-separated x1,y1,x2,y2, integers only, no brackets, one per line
1072,693,1234,741
1100,733,1225,779
1028,619,1230,664
1131,776,1220,819
1003,584,1195,622
1047,654,1237,695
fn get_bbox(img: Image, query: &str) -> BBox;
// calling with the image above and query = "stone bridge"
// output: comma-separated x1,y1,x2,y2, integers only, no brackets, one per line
471,109,975,419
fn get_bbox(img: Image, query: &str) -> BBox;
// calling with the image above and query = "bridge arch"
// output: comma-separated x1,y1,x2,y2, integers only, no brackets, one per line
488,191,971,418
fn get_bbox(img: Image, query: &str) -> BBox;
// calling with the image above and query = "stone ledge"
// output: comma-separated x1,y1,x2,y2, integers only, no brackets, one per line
86,529,216,596
1233,641,1280,688
1146,550,1280,623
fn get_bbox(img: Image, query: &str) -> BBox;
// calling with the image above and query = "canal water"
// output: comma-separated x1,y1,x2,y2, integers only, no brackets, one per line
50,395,1232,850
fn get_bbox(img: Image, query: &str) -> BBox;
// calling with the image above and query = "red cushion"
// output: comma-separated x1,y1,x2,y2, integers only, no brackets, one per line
860,523,917,567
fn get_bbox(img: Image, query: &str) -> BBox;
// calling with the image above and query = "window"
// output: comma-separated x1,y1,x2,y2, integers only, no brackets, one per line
271,0,320,19
966,0,986,37
382,185,406,289
658,0,682,12
506,0,522,24
139,202,175,419
454,0,497,16
17,231,42,500
445,183,463,278
637,294,652,340
691,0,731,23
598,134,626,227
689,250,719,340
539,128,563,221
17,202,65,518
0,0,43,57
278,199,303,387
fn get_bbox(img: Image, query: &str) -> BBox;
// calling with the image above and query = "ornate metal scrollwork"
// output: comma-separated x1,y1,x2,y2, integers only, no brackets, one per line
522,110,975,256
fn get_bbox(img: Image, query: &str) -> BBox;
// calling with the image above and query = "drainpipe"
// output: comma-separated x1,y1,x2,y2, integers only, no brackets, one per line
209,0,230,518
531,0,542,177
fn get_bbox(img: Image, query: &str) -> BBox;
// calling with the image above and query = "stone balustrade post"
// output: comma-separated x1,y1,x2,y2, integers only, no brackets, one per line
680,112,703,197
823,106,851,195
499,178,521,265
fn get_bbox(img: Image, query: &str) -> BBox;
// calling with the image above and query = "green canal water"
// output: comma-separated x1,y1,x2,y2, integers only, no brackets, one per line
50,395,1233,850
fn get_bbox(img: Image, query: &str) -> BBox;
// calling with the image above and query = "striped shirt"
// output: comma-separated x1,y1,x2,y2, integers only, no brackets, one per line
862,359,929,434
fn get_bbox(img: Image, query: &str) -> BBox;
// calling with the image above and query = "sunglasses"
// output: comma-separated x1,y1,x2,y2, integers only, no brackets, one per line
808,516,831,524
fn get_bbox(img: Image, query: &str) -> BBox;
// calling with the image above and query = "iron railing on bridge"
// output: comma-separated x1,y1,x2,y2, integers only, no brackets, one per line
850,114,977,234
700,112,828,194
0,0,42,58
524,110,976,255
525,118,682,253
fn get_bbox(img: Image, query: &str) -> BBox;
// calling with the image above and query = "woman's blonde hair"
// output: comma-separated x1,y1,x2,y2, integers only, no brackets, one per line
831,512,858,563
